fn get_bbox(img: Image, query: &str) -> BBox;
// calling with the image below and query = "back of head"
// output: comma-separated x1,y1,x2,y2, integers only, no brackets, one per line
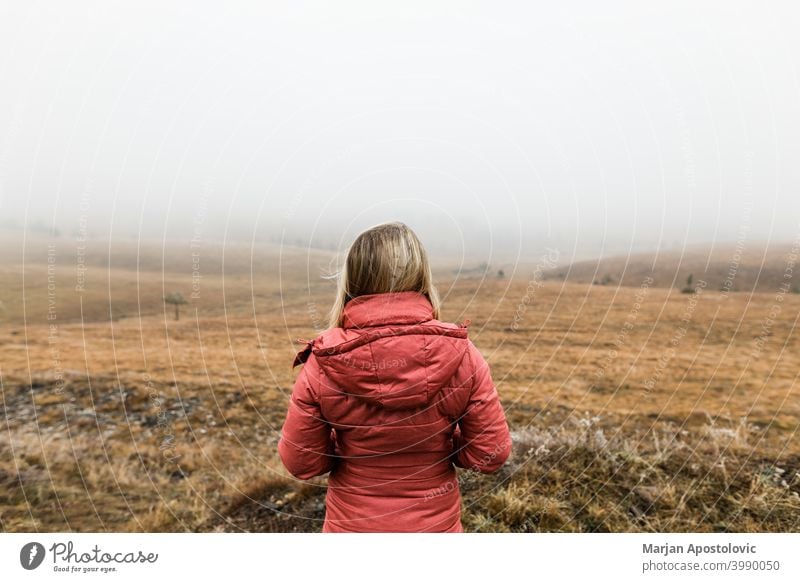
328,222,440,328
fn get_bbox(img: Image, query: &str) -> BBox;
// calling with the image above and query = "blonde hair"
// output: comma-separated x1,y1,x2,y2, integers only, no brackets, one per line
328,222,441,328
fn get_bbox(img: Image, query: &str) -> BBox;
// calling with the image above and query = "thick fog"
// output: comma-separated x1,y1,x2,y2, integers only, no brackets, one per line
1,1,799,261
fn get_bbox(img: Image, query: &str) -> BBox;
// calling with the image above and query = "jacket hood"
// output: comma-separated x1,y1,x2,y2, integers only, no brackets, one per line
297,292,470,410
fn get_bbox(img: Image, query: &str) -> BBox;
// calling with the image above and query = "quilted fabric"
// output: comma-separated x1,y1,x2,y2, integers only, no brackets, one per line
278,291,512,532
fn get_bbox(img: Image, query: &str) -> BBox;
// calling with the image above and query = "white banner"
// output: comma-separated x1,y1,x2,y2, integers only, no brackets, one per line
1,533,798,582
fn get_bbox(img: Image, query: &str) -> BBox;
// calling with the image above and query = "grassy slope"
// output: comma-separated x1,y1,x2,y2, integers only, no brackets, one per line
1,235,799,532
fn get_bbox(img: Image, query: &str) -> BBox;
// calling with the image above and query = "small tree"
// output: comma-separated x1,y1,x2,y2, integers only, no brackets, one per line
164,292,188,321
497,269,505,279
682,273,695,294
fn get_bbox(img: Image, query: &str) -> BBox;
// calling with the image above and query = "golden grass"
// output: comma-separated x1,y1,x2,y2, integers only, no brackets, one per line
1,244,799,532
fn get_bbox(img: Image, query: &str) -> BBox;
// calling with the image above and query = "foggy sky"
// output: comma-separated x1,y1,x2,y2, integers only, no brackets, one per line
1,1,799,261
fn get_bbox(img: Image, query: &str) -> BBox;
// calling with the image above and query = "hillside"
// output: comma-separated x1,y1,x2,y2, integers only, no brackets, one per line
0,232,339,325
2,234,799,532
544,243,799,294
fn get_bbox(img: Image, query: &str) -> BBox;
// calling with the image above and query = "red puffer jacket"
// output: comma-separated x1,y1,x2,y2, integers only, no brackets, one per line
278,291,512,532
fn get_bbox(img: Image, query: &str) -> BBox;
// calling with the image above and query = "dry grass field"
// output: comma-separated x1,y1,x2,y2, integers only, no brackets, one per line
1,233,799,532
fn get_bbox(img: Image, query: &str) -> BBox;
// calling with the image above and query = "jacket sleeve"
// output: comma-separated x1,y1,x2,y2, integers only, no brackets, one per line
278,362,336,480
452,341,512,473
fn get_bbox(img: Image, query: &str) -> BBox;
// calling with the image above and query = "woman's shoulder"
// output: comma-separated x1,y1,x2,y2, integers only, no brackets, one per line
291,326,360,367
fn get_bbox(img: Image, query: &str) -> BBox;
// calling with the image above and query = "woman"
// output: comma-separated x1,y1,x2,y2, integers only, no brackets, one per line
278,221,511,532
